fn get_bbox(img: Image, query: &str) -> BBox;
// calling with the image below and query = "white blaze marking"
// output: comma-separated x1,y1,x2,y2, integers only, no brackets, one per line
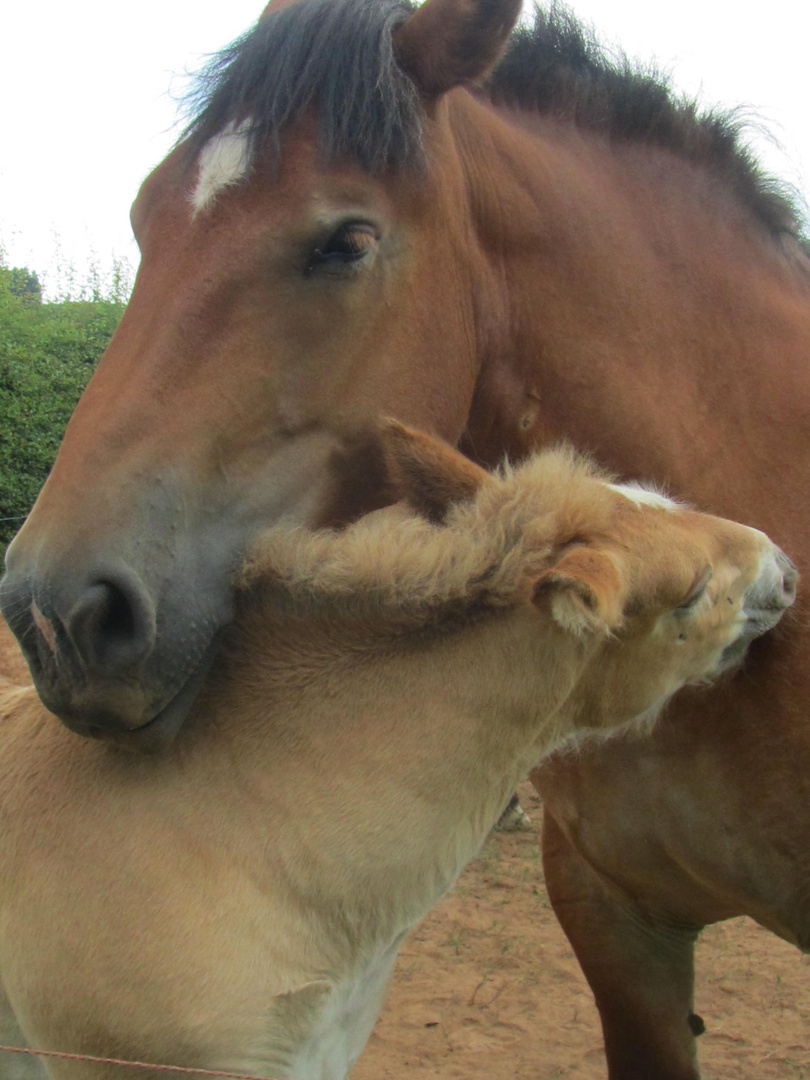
191,120,252,214
609,482,681,512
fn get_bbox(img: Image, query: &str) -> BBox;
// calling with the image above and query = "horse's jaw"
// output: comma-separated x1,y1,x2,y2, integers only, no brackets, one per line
0,428,380,748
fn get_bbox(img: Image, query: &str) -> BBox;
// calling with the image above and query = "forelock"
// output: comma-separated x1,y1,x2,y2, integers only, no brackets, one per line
182,0,424,179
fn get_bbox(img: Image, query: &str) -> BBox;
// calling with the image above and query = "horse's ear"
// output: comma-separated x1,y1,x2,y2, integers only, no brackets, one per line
260,0,301,16
393,0,522,99
378,418,489,522
533,546,625,637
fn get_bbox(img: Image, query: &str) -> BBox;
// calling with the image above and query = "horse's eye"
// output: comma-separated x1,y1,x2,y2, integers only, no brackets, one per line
676,565,713,611
307,223,378,275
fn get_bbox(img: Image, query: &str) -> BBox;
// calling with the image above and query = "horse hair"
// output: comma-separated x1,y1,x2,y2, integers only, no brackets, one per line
485,6,805,240
182,0,423,174
181,0,805,240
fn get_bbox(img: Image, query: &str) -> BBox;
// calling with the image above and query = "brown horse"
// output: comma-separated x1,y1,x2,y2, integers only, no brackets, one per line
1,0,808,1074
0,421,795,1079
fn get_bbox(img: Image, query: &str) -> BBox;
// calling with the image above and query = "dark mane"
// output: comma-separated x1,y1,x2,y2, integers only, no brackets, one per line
486,6,806,240
183,0,423,173
181,0,805,239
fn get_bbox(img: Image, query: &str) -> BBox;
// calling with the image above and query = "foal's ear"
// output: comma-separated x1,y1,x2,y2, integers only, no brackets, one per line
393,0,522,99
379,418,489,523
533,546,625,637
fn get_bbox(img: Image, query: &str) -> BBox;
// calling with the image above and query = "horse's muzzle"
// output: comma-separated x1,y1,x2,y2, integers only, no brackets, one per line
0,535,233,750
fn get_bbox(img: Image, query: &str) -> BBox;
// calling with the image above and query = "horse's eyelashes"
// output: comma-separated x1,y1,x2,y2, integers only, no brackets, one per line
306,223,379,276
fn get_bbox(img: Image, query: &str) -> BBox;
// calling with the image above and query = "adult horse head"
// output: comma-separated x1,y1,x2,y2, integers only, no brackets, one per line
0,0,522,748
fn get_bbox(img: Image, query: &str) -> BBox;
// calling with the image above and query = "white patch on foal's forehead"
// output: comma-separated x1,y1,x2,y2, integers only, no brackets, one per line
609,482,681,512
191,121,251,214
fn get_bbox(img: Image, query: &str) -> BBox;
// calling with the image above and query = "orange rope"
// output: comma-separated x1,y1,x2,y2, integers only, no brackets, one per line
0,1044,280,1078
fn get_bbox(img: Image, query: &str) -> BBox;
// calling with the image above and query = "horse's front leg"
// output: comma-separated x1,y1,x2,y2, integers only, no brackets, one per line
540,810,703,1080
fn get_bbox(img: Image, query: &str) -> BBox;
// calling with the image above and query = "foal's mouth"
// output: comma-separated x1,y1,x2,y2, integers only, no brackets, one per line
717,594,797,673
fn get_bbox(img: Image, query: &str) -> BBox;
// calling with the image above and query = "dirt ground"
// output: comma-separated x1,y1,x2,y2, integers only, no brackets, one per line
353,782,810,1080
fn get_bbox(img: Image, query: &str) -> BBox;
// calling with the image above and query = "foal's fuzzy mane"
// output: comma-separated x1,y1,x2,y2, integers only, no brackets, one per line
239,447,613,631
181,0,805,241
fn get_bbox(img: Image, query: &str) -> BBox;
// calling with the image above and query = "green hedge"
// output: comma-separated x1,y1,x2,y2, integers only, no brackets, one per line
0,265,125,551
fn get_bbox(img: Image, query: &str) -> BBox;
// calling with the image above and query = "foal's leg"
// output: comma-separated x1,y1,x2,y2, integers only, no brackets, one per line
540,811,703,1080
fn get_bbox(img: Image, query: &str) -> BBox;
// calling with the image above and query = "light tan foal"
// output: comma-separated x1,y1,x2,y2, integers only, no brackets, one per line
0,422,795,1080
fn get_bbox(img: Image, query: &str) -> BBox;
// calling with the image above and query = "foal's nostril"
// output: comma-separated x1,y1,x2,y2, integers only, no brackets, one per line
66,572,157,672
775,547,798,605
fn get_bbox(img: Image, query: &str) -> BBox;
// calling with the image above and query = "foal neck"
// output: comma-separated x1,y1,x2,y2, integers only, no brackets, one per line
202,602,581,917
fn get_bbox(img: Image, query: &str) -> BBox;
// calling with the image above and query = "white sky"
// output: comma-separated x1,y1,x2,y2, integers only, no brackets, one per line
2,0,808,298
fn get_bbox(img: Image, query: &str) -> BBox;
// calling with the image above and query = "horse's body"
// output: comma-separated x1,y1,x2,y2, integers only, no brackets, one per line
0,422,792,1079
1,0,809,1074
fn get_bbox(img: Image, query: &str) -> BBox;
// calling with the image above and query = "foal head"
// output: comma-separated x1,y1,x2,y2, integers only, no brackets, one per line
232,420,796,738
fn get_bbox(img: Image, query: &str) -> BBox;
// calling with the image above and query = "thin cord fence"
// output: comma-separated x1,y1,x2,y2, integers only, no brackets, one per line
0,1044,282,1079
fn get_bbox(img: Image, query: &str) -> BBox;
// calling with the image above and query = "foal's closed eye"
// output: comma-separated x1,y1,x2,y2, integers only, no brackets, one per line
676,565,713,610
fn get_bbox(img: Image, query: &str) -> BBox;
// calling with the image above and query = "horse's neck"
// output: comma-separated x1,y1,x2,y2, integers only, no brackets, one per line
456,96,810,532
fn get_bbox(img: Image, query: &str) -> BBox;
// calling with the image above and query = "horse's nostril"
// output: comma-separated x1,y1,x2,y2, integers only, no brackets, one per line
98,583,136,641
66,572,157,673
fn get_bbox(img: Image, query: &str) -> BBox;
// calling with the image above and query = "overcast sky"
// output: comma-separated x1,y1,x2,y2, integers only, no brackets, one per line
2,0,807,298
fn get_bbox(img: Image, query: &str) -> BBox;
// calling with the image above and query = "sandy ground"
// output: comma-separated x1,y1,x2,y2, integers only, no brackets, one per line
353,782,810,1080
